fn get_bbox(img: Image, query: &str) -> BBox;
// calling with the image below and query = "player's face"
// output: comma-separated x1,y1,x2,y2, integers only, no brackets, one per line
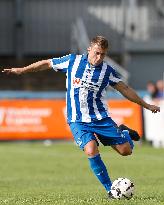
87,44,107,66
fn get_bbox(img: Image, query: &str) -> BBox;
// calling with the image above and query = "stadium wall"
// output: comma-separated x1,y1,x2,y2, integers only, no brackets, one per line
0,92,163,148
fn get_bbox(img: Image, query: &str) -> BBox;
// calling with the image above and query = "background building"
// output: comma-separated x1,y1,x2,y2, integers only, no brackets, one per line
0,0,164,90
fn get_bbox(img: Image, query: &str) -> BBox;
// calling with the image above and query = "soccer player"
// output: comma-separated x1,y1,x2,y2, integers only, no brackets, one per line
2,36,160,198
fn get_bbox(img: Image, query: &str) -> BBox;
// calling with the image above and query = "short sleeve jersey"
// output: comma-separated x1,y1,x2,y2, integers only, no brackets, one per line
50,54,121,123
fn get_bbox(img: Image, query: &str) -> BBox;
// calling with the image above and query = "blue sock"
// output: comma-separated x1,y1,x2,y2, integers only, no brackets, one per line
122,130,134,150
88,154,112,192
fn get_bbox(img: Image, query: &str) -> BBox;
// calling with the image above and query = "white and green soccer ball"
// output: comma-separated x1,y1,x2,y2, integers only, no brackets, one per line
110,177,135,199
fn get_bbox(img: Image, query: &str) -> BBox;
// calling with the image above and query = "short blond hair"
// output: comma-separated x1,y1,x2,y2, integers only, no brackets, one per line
90,36,109,49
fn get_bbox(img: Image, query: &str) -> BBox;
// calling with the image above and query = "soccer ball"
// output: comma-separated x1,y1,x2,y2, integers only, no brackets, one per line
110,177,135,199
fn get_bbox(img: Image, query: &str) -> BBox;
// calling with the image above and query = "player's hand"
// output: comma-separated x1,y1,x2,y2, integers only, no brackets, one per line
147,104,160,113
2,68,23,75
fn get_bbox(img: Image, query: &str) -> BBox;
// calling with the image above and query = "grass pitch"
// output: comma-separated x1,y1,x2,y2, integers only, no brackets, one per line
0,141,163,205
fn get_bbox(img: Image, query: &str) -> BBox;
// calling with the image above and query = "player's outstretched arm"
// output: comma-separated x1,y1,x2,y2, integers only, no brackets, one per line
2,59,52,75
114,81,160,113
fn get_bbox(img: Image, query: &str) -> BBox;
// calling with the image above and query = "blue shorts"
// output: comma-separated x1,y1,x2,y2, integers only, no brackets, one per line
69,117,130,150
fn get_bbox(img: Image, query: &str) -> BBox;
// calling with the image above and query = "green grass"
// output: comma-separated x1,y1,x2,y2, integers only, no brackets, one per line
0,141,163,205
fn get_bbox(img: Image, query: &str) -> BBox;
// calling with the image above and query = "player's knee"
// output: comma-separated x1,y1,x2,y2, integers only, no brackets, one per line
84,147,98,157
84,140,99,157
120,147,132,156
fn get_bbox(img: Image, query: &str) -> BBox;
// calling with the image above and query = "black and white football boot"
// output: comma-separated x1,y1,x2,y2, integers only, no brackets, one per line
119,124,140,141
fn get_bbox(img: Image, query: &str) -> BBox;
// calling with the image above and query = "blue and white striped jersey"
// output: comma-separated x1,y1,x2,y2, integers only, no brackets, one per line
50,54,121,123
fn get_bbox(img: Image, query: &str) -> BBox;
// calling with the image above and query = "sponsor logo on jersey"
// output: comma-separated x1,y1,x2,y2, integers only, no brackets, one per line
73,78,81,87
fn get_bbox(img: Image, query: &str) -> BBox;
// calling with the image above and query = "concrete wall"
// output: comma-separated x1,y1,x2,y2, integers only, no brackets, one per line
125,40,164,89
0,0,120,56
0,0,163,57
127,53,164,89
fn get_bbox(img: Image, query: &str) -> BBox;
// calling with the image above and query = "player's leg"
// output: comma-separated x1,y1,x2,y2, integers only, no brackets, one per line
98,129,134,156
111,129,134,156
112,141,132,156
84,140,112,193
69,122,112,193
83,139,99,157
90,118,134,156
86,118,135,199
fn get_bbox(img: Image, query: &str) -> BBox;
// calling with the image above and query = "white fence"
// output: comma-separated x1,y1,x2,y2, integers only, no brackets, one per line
143,98,164,148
